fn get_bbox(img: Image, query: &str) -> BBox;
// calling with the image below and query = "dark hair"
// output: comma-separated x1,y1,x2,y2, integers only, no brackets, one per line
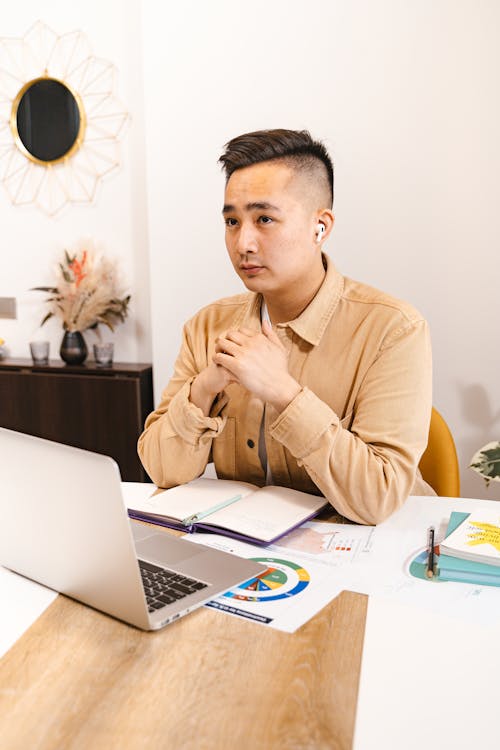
219,129,334,207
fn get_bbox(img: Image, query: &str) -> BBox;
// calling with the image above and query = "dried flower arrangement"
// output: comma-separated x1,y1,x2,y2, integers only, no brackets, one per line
32,248,130,334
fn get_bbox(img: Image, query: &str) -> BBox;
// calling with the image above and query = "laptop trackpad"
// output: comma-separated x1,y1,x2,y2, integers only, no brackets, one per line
136,534,203,567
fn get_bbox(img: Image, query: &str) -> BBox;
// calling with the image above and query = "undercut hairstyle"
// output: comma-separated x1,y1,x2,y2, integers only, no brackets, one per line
218,129,334,207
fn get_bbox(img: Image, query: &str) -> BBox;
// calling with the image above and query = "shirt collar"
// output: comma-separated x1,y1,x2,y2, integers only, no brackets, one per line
240,254,344,346
282,254,344,346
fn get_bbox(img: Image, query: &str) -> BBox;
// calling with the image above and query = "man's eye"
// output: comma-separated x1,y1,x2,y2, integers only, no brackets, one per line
258,216,273,225
224,218,238,227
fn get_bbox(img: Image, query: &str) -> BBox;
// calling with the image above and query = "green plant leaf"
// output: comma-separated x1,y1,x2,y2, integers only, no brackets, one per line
470,442,500,483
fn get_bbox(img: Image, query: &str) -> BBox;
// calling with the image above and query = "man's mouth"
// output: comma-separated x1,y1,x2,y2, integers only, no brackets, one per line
240,263,264,275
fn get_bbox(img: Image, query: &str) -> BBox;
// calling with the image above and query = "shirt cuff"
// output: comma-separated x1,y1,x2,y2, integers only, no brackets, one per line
168,379,227,445
270,386,340,459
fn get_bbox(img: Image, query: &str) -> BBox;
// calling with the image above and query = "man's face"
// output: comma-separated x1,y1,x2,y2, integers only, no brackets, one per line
222,161,321,299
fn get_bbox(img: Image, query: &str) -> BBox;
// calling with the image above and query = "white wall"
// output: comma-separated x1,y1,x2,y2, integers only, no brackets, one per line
0,1,151,363
3,3,495,501
142,0,500,500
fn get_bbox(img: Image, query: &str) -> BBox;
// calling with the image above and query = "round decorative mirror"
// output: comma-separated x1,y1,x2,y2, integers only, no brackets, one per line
11,77,86,165
0,22,129,216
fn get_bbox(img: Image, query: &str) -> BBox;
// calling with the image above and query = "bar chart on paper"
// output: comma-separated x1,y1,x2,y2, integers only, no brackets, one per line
271,521,376,567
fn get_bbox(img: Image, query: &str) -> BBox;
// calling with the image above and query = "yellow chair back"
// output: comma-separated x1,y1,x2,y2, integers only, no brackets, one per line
419,407,460,497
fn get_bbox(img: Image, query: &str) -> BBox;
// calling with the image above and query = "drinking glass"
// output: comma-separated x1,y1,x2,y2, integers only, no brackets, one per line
93,342,114,367
29,340,49,365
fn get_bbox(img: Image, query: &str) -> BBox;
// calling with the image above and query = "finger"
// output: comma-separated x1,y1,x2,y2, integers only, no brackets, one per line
211,357,237,377
215,337,241,356
262,319,281,344
214,337,227,354
213,351,240,375
224,328,253,344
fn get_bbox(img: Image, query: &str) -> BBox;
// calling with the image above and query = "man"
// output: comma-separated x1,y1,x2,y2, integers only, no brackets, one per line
138,129,434,524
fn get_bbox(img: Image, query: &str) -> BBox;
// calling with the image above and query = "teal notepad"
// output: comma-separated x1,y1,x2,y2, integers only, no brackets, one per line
439,512,500,587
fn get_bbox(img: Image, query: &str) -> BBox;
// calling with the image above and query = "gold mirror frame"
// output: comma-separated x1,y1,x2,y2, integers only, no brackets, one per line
0,21,129,216
10,75,87,166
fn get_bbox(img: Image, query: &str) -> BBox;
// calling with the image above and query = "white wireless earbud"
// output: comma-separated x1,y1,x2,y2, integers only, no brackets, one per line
316,223,325,243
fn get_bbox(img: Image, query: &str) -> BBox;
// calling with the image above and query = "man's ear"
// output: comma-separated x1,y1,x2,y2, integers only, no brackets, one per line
315,209,335,244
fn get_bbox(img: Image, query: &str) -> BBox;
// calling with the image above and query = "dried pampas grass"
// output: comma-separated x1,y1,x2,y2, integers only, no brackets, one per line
32,247,130,333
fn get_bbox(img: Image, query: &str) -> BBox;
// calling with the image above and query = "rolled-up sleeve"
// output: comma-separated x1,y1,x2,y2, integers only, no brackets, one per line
270,319,433,524
138,322,228,488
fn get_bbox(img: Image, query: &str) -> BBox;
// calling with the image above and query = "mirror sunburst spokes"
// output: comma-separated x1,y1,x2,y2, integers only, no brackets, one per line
0,21,129,216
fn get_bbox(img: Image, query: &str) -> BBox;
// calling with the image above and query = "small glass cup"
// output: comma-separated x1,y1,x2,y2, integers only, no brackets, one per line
93,342,114,368
29,340,49,365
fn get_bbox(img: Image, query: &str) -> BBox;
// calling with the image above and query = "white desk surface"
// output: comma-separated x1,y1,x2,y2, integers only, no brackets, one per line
355,596,499,750
2,485,499,749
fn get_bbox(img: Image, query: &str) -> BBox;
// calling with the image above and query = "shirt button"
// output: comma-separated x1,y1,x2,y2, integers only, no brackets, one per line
247,439,255,449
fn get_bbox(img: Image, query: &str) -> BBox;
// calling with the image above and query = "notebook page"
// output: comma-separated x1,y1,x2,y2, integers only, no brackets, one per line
125,477,257,521
206,485,327,542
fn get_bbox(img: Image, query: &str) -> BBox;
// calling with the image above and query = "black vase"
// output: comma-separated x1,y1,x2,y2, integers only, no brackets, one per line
60,331,87,365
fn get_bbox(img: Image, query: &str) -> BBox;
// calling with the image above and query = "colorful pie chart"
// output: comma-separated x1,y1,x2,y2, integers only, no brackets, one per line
223,557,310,602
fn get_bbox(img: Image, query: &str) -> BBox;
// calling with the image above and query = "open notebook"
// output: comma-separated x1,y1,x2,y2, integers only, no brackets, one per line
126,478,328,545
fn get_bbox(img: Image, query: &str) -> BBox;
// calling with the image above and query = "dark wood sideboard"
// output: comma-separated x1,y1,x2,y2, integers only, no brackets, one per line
0,358,154,482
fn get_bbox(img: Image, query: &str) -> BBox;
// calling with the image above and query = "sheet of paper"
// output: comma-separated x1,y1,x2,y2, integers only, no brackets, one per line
186,532,343,632
121,480,161,509
269,520,376,567
354,597,499,750
0,566,57,659
260,496,500,626
340,495,500,625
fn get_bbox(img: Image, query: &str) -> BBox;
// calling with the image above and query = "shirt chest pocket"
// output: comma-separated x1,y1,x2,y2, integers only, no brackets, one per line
212,417,236,479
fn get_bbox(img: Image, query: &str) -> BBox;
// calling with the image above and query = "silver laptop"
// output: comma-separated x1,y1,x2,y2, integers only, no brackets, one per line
0,428,265,630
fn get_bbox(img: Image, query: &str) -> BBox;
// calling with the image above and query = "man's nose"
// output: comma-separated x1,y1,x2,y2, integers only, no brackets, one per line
235,222,258,254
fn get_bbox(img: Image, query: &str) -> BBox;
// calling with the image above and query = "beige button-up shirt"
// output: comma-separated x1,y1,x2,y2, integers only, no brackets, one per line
138,256,434,524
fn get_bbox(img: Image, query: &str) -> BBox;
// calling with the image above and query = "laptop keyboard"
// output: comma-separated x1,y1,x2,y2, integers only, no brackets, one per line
139,560,208,614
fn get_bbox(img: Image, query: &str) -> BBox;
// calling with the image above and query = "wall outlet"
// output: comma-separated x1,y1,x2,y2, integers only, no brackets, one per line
0,297,17,319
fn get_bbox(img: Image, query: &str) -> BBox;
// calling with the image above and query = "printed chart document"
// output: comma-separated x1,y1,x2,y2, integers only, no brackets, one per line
186,532,344,632
342,495,500,625
270,520,376,568
126,477,327,545
262,496,500,627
